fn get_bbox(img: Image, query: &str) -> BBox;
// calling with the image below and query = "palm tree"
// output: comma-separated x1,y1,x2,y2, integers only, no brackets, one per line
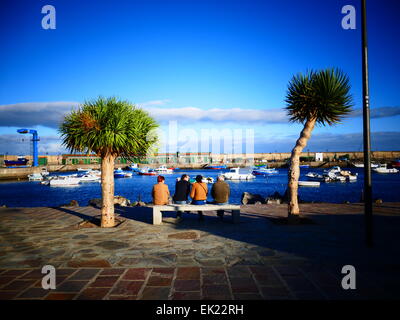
59,97,159,227
285,68,353,216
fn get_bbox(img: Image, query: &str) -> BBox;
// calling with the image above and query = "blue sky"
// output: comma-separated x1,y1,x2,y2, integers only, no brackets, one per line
0,0,399,155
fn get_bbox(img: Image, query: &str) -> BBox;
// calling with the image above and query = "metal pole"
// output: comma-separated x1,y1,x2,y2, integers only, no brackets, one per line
361,0,373,247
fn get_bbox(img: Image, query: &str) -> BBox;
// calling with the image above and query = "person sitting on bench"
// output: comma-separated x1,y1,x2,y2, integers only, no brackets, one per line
173,174,191,218
211,175,230,218
152,175,170,205
190,175,208,220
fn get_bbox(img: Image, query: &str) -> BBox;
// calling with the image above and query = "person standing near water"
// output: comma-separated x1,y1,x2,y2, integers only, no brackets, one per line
173,174,191,218
190,175,208,220
152,175,170,205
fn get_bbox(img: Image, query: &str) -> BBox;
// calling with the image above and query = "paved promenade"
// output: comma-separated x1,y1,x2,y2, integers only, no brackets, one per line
1,203,399,300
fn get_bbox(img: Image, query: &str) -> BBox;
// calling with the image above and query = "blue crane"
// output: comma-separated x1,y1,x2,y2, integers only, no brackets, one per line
17,129,39,167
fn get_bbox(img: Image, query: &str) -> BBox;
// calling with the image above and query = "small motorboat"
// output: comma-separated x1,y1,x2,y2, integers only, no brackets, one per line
28,173,43,181
252,166,278,175
4,157,29,167
339,170,358,182
298,181,320,187
78,173,101,182
114,168,132,178
126,164,140,172
154,165,173,174
305,172,324,181
204,164,227,169
324,166,342,174
353,162,379,168
138,167,157,176
49,176,81,186
223,168,255,180
373,164,399,174
391,159,400,168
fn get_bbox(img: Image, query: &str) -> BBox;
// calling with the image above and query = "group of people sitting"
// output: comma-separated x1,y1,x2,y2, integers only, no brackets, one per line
151,174,230,219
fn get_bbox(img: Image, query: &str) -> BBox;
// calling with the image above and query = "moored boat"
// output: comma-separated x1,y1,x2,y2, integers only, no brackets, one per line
205,164,227,170
154,165,173,174
391,159,400,168
252,166,278,175
305,172,324,181
28,173,43,181
299,181,320,187
138,167,157,176
372,164,399,174
49,176,81,186
114,168,132,178
353,162,379,168
223,167,255,180
126,164,140,172
4,157,29,167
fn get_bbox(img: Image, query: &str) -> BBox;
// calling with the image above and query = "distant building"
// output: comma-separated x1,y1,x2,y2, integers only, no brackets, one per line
315,152,324,162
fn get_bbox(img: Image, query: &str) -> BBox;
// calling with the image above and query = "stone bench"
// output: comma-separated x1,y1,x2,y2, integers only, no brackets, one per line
150,204,241,225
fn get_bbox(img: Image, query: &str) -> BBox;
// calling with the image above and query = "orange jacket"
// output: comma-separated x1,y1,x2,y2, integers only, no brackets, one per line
152,183,170,205
190,182,208,200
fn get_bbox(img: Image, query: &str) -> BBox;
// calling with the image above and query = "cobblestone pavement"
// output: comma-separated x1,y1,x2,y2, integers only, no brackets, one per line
1,203,400,300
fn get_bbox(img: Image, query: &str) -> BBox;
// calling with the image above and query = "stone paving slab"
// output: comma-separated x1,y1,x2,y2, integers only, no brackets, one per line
1,203,400,300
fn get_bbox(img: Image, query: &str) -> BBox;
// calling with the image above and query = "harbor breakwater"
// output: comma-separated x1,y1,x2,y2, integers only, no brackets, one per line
0,161,357,180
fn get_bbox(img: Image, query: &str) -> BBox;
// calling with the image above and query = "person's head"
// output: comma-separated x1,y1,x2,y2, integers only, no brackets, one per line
217,175,225,182
180,174,188,181
195,175,203,183
157,175,165,183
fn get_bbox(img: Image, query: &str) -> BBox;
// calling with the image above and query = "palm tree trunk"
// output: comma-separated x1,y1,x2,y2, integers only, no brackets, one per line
288,118,316,216
101,153,115,227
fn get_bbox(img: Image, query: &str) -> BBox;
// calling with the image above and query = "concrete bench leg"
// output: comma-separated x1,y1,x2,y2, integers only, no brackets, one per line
232,210,240,223
153,207,162,225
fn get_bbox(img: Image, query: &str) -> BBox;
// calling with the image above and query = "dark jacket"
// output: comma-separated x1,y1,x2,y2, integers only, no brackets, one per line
173,180,191,201
211,181,230,203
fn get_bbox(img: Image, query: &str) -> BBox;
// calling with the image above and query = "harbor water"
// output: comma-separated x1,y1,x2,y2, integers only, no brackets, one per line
0,168,399,207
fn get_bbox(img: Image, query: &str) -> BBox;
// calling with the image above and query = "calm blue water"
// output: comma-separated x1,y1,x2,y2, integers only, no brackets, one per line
0,168,399,207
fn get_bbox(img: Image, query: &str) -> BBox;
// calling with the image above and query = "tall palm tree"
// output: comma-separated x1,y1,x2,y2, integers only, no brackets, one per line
285,68,353,216
59,97,159,227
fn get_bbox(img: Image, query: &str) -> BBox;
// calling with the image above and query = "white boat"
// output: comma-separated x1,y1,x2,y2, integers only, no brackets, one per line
324,171,346,182
28,173,43,181
76,168,91,172
353,162,379,168
49,176,81,186
138,167,157,176
154,165,173,174
324,166,342,174
41,168,50,176
223,168,255,180
339,170,358,181
372,164,399,174
298,181,320,187
305,172,324,181
78,173,101,182
252,166,279,175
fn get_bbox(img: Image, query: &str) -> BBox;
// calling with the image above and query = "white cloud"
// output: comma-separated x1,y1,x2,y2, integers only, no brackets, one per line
0,102,80,128
350,106,400,119
138,99,171,107
0,101,399,130
146,107,288,123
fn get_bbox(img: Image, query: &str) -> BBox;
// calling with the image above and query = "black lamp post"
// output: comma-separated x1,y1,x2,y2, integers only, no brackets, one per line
361,0,373,247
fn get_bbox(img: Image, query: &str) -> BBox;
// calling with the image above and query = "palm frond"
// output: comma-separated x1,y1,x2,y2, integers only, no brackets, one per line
285,68,353,125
